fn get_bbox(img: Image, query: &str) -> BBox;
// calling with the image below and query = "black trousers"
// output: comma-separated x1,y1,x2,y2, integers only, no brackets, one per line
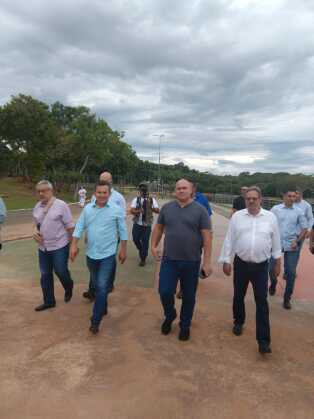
132,223,151,262
233,255,270,344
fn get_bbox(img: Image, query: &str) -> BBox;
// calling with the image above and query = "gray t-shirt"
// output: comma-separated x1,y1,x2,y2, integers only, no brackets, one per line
157,200,211,261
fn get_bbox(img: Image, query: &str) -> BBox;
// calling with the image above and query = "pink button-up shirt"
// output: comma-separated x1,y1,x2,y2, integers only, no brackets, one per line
33,199,74,251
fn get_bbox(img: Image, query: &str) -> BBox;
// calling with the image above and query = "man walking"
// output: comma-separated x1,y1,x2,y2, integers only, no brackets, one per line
231,186,248,216
131,181,159,266
78,185,87,208
33,180,74,311
269,189,307,309
219,186,281,354
151,179,212,341
0,196,7,251
294,188,313,261
83,170,126,300
70,181,127,334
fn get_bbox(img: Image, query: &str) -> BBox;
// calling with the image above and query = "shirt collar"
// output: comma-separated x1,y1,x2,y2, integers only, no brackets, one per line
244,208,265,217
92,201,110,208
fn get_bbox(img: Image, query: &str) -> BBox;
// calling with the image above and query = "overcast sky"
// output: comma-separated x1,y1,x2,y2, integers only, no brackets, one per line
1,0,314,174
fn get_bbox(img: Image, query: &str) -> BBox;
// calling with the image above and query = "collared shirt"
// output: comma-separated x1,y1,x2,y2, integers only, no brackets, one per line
294,200,314,231
33,199,74,251
0,198,6,224
73,201,128,260
219,208,282,264
91,188,126,215
194,192,212,216
131,196,159,226
271,203,307,251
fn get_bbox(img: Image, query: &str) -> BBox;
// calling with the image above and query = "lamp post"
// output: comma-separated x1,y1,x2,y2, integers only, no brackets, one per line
152,134,165,193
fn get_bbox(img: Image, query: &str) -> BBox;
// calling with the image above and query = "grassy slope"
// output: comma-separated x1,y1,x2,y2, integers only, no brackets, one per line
0,178,75,210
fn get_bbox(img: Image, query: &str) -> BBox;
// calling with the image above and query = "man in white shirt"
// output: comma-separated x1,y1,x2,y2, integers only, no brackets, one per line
131,181,159,266
83,170,126,301
219,186,281,355
78,186,87,208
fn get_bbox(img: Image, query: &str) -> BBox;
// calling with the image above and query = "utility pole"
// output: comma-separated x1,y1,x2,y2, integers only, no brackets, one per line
152,134,165,193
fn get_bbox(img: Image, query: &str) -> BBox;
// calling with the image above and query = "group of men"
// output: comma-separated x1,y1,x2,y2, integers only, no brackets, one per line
1,175,313,355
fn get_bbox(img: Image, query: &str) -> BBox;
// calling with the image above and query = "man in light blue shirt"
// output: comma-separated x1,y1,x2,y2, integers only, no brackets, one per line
0,197,7,251
294,188,314,260
70,180,128,334
269,189,307,309
84,170,126,300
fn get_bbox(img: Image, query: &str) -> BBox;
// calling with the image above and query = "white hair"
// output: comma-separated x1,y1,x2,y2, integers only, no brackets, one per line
36,180,53,189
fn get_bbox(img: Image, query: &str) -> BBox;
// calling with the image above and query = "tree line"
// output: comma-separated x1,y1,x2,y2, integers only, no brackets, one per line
1,94,314,197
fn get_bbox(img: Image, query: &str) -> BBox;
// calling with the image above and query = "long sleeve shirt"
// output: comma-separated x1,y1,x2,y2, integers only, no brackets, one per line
294,200,314,231
271,204,307,251
0,198,6,224
219,208,282,264
73,201,128,260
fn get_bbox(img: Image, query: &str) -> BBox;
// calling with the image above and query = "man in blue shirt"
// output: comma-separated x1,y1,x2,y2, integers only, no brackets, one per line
0,197,7,251
70,180,128,334
192,182,212,217
269,189,307,309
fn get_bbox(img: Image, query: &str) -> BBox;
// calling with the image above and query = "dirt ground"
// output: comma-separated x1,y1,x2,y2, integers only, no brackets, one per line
1,210,314,419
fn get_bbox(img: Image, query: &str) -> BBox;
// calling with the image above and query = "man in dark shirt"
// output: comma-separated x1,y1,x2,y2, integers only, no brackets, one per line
231,186,248,216
151,179,212,341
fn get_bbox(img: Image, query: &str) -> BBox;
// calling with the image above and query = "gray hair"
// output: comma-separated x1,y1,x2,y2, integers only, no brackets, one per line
246,186,262,198
36,180,53,189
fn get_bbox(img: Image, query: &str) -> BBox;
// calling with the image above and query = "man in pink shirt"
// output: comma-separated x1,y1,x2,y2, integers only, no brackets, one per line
33,180,75,311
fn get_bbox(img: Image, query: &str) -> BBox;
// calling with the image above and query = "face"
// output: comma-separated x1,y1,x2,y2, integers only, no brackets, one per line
95,185,110,204
295,191,302,201
175,180,193,202
245,190,261,212
283,191,296,206
139,186,148,196
241,187,248,197
36,185,53,203
99,172,112,185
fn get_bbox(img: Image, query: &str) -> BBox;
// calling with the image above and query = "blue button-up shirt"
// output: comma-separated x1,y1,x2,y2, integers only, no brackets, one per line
73,201,128,260
271,203,307,251
194,192,212,216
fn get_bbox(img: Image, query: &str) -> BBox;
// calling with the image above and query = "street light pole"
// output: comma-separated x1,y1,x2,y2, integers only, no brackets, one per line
153,134,165,193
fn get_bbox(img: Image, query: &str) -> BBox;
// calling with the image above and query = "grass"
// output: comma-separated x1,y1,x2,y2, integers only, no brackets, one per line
0,177,75,210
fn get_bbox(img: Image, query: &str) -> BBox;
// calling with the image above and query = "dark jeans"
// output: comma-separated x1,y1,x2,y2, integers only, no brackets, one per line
88,257,116,295
38,244,73,305
87,254,116,325
159,258,200,330
269,250,299,301
132,223,151,262
233,256,270,345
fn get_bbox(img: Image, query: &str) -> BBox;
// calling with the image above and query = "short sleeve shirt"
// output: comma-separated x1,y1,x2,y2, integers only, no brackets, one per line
232,196,246,211
157,200,211,261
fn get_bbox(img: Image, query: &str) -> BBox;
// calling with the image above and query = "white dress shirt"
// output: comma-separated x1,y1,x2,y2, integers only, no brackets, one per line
219,208,282,264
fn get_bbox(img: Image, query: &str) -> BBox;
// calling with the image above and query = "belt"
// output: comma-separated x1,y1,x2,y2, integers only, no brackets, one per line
235,255,268,266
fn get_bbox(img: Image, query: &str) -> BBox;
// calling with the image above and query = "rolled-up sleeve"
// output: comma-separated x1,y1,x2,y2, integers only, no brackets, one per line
117,210,128,241
73,210,86,239
271,216,282,259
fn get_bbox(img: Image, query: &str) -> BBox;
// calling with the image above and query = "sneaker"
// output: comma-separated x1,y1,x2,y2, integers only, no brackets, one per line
178,328,190,341
232,324,243,336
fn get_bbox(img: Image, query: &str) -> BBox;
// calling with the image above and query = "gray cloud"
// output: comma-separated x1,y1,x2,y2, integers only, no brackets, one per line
1,0,314,173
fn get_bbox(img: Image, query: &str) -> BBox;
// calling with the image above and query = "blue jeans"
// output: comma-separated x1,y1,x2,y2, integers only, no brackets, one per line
38,244,73,305
159,258,200,330
269,251,299,301
87,254,116,325
88,258,116,295
132,224,151,262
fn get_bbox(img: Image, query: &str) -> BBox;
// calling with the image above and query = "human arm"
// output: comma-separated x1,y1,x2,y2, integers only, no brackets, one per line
291,213,307,250
69,210,86,262
130,197,142,215
305,204,314,238
152,198,160,214
310,226,314,254
218,216,236,276
201,229,212,277
116,210,128,263
151,223,165,261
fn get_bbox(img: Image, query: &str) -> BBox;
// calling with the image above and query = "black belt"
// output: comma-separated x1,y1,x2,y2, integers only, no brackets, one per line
235,255,268,266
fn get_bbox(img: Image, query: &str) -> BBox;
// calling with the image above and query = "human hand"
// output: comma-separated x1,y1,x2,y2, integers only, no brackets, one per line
223,263,232,276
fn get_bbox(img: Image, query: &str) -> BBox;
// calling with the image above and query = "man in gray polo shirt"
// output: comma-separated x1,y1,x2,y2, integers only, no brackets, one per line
151,179,212,341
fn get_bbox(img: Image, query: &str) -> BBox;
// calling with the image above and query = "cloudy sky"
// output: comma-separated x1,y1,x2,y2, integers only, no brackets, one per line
1,0,314,174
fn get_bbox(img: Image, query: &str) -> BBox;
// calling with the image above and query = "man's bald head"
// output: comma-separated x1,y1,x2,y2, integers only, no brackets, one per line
175,179,193,203
99,171,113,184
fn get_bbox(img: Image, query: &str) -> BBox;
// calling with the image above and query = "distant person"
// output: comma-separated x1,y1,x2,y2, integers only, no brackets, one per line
70,180,127,334
0,197,7,251
33,180,74,311
231,186,248,216
219,186,281,355
83,170,126,301
78,186,87,208
294,188,314,261
151,179,212,342
269,189,307,309
131,181,159,266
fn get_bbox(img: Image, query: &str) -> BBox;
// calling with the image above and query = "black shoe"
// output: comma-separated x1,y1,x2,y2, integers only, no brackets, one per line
232,324,243,336
269,285,276,296
35,303,56,312
283,300,291,310
89,324,99,334
259,343,272,354
139,260,146,267
64,286,73,303
161,312,177,335
108,285,114,293
82,290,95,301
176,290,182,299
178,328,190,341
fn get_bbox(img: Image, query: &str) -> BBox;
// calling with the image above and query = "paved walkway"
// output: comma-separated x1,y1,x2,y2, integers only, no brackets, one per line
0,210,314,418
